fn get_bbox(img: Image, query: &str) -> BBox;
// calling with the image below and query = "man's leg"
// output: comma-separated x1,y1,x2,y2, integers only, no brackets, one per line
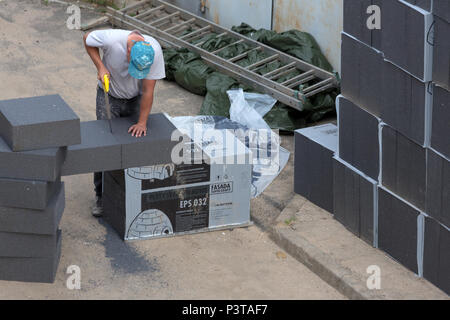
119,94,141,118
92,87,122,217
92,87,106,217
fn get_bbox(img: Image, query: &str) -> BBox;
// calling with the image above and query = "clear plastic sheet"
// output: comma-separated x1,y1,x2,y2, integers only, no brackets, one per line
168,90,290,198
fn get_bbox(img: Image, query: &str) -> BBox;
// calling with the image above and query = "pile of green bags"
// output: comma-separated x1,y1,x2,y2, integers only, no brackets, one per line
163,23,340,132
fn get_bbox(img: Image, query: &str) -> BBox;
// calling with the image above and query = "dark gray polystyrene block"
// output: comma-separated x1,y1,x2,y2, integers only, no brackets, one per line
423,216,450,295
426,149,450,228
381,0,433,81
0,231,61,283
381,125,426,211
0,95,80,152
112,113,179,169
338,96,380,180
0,177,61,210
103,171,126,239
431,85,450,159
404,0,432,11
381,60,432,146
378,188,419,274
62,120,122,176
434,0,450,23
432,17,450,91
0,228,61,258
0,137,66,181
0,183,64,235
294,123,338,213
341,33,384,117
370,0,383,50
333,158,376,245
343,0,372,46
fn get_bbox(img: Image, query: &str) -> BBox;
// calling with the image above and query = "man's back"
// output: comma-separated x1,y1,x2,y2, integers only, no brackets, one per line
85,29,165,99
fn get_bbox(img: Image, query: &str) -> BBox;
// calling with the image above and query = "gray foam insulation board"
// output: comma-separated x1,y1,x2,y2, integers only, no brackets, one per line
434,0,450,23
341,32,384,117
333,157,377,246
0,95,81,152
423,216,450,295
111,113,180,169
381,60,432,146
0,177,61,210
294,123,338,213
381,125,427,211
432,16,450,91
0,229,61,258
381,0,434,81
344,0,383,50
62,120,122,176
404,0,432,12
0,137,66,181
431,85,450,159
103,171,126,239
337,95,380,180
343,0,372,46
426,149,450,228
0,231,61,283
0,183,65,235
378,187,420,274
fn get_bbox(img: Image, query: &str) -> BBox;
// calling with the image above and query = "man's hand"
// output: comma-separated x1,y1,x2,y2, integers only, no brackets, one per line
128,122,147,137
98,66,111,85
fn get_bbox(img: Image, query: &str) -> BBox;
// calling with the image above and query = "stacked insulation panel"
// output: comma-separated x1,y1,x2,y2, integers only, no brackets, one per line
294,0,449,294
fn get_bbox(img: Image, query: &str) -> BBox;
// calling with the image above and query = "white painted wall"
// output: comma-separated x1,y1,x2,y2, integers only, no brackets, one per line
273,0,343,73
167,0,273,30
164,0,344,73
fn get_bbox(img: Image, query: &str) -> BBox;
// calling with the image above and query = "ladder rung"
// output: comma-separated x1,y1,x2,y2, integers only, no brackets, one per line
281,70,315,86
180,25,211,40
263,62,296,78
212,39,244,54
123,0,152,13
268,67,297,80
302,78,333,94
304,82,334,97
228,46,261,63
149,12,180,26
196,32,228,47
164,18,195,32
188,30,214,42
134,4,165,19
215,32,228,38
246,54,279,70
287,75,316,89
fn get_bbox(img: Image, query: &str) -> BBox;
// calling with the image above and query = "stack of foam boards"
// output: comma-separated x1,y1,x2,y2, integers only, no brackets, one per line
294,0,448,294
61,113,178,176
294,124,338,213
338,0,449,294
0,95,80,283
103,127,252,240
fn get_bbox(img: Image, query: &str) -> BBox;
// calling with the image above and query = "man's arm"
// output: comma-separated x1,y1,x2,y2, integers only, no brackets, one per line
128,79,156,137
83,31,110,84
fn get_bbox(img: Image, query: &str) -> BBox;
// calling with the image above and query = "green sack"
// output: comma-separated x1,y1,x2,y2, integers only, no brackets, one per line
232,23,333,71
174,59,214,96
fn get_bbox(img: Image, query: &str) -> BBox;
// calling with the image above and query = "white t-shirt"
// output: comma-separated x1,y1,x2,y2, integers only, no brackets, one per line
86,29,165,99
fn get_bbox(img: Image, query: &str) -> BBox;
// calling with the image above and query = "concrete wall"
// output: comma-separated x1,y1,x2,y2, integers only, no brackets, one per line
118,0,344,73
166,0,273,29
273,0,343,73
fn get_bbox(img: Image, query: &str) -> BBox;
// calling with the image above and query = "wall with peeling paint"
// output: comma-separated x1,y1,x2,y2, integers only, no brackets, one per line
166,0,273,29
273,0,343,73
164,0,343,73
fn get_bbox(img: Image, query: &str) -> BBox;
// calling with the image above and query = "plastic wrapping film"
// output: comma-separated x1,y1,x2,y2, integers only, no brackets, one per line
168,90,290,198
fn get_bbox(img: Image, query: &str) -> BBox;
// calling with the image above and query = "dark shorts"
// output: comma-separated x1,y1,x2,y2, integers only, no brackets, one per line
96,86,141,120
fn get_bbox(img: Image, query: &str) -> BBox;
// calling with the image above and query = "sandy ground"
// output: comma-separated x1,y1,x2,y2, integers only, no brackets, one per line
0,0,345,299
